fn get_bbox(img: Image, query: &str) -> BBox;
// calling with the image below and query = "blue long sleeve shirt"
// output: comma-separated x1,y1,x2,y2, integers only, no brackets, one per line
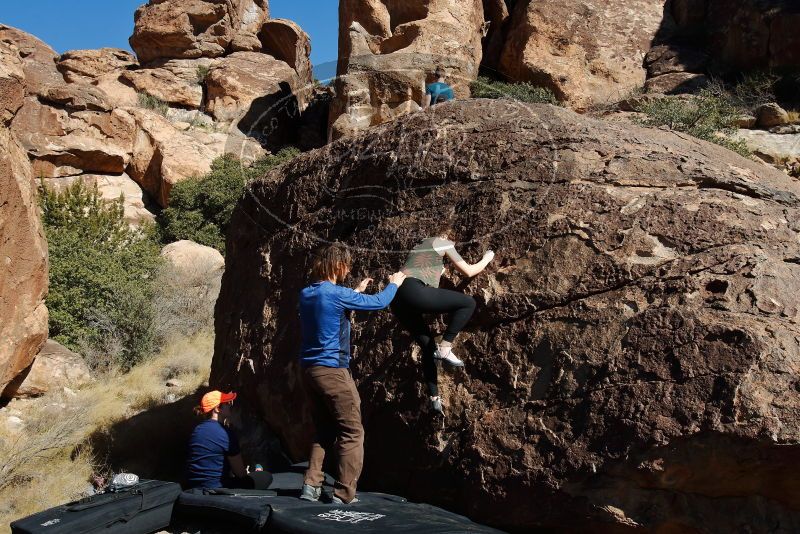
299,281,398,368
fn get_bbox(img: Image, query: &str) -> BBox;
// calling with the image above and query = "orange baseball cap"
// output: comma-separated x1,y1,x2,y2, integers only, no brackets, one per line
200,390,237,413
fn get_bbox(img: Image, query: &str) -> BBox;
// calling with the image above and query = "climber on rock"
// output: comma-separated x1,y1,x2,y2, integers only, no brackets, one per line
391,235,494,414
423,65,455,108
298,243,406,505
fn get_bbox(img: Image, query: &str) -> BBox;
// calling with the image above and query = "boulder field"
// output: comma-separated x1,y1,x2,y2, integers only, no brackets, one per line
212,99,800,532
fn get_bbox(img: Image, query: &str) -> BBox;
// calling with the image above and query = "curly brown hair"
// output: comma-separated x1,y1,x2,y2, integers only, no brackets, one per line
310,243,352,283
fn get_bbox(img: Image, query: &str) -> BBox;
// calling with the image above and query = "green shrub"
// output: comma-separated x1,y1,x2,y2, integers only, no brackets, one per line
137,92,169,116
634,89,751,158
196,65,211,84
471,76,559,105
41,181,162,370
158,147,300,253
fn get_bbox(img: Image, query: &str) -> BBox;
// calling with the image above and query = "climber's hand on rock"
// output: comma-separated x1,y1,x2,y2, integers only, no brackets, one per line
354,278,373,293
388,271,407,286
484,250,495,263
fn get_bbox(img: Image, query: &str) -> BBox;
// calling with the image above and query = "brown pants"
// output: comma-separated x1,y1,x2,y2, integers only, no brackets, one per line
302,366,364,503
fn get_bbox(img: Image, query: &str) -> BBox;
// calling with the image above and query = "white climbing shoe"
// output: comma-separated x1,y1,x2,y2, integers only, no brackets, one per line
435,345,465,368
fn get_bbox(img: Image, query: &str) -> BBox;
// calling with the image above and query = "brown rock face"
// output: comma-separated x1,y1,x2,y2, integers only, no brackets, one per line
0,24,63,97
205,52,306,147
212,99,800,532
329,0,485,139
670,0,800,71
129,0,269,65
0,127,48,399
57,48,138,83
497,0,665,110
258,19,312,89
126,108,216,207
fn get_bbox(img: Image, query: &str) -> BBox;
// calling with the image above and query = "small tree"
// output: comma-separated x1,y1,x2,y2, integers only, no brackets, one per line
158,148,300,254
41,181,162,370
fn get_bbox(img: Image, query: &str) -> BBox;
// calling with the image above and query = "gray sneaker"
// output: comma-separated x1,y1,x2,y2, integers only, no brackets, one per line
299,484,322,502
331,495,359,504
430,396,444,414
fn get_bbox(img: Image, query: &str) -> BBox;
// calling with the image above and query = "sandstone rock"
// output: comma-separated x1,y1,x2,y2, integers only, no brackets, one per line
644,72,709,95
186,129,267,166
205,52,303,145
734,129,800,167
11,98,134,177
0,24,63,96
43,174,156,225
0,36,25,125
92,72,140,108
161,240,225,277
39,83,111,112
481,0,512,72
756,102,790,128
770,125,800,135
57,48,138,83
329,0,485,139
121,68,204,108
129,0,269,65
9,340,93,398
126,108,216,207
644,45,709,78
0,127,48,399
258,19,313,88
497,0,665,110
212,99,800,532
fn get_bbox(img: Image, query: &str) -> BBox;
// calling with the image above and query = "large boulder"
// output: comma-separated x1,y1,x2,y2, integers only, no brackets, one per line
129,0,270,65
0,33,25,125
43,173,156,225
126,108,216,207
496,0,666,110
329,0,485,140
57,48,138,83
670,0,800,71
0,127,48,399
0,24,63,97
205,51,306,146
8,340,93,398
258,19,312,90
211,99,800,532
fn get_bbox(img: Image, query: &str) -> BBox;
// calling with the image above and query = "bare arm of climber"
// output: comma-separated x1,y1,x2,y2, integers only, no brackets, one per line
436,238,495,278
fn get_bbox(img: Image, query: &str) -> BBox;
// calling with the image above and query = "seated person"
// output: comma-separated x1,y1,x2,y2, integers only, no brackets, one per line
423,66,455,108
186,390,272,490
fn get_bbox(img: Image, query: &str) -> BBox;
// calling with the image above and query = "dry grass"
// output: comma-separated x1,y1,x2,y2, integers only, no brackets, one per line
0,332,213,532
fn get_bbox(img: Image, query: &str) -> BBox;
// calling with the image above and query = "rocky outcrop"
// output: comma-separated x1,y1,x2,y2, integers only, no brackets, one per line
496,0,665,110
8,340,93,398
129,0,270,65
0,126,48,399
258,19,312,90
665,0,800,74
126,108,216,207
57,48,138,83
0,24,63,97
212,99,800,532
329,0,485,139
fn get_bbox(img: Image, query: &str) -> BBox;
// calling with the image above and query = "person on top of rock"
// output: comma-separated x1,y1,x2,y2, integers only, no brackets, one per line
391,235,494,414
298,243,407,505
186,390,273,490
423,66,455,107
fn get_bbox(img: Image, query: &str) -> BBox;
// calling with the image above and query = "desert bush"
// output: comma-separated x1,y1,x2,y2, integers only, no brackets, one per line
471,76,559,105
158,148,300,253
634,89,751,158
41,181,162,371
137,91,169,116
196,65,211,84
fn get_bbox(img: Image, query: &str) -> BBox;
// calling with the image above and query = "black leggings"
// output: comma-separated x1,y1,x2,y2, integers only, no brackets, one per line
391,278,476,397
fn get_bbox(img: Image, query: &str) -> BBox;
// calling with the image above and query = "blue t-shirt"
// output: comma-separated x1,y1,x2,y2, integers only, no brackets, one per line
186,420,240,489
299,281,398,369
426,82,454,104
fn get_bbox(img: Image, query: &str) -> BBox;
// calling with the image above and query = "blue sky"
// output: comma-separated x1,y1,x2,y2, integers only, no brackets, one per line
0,0,338,80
